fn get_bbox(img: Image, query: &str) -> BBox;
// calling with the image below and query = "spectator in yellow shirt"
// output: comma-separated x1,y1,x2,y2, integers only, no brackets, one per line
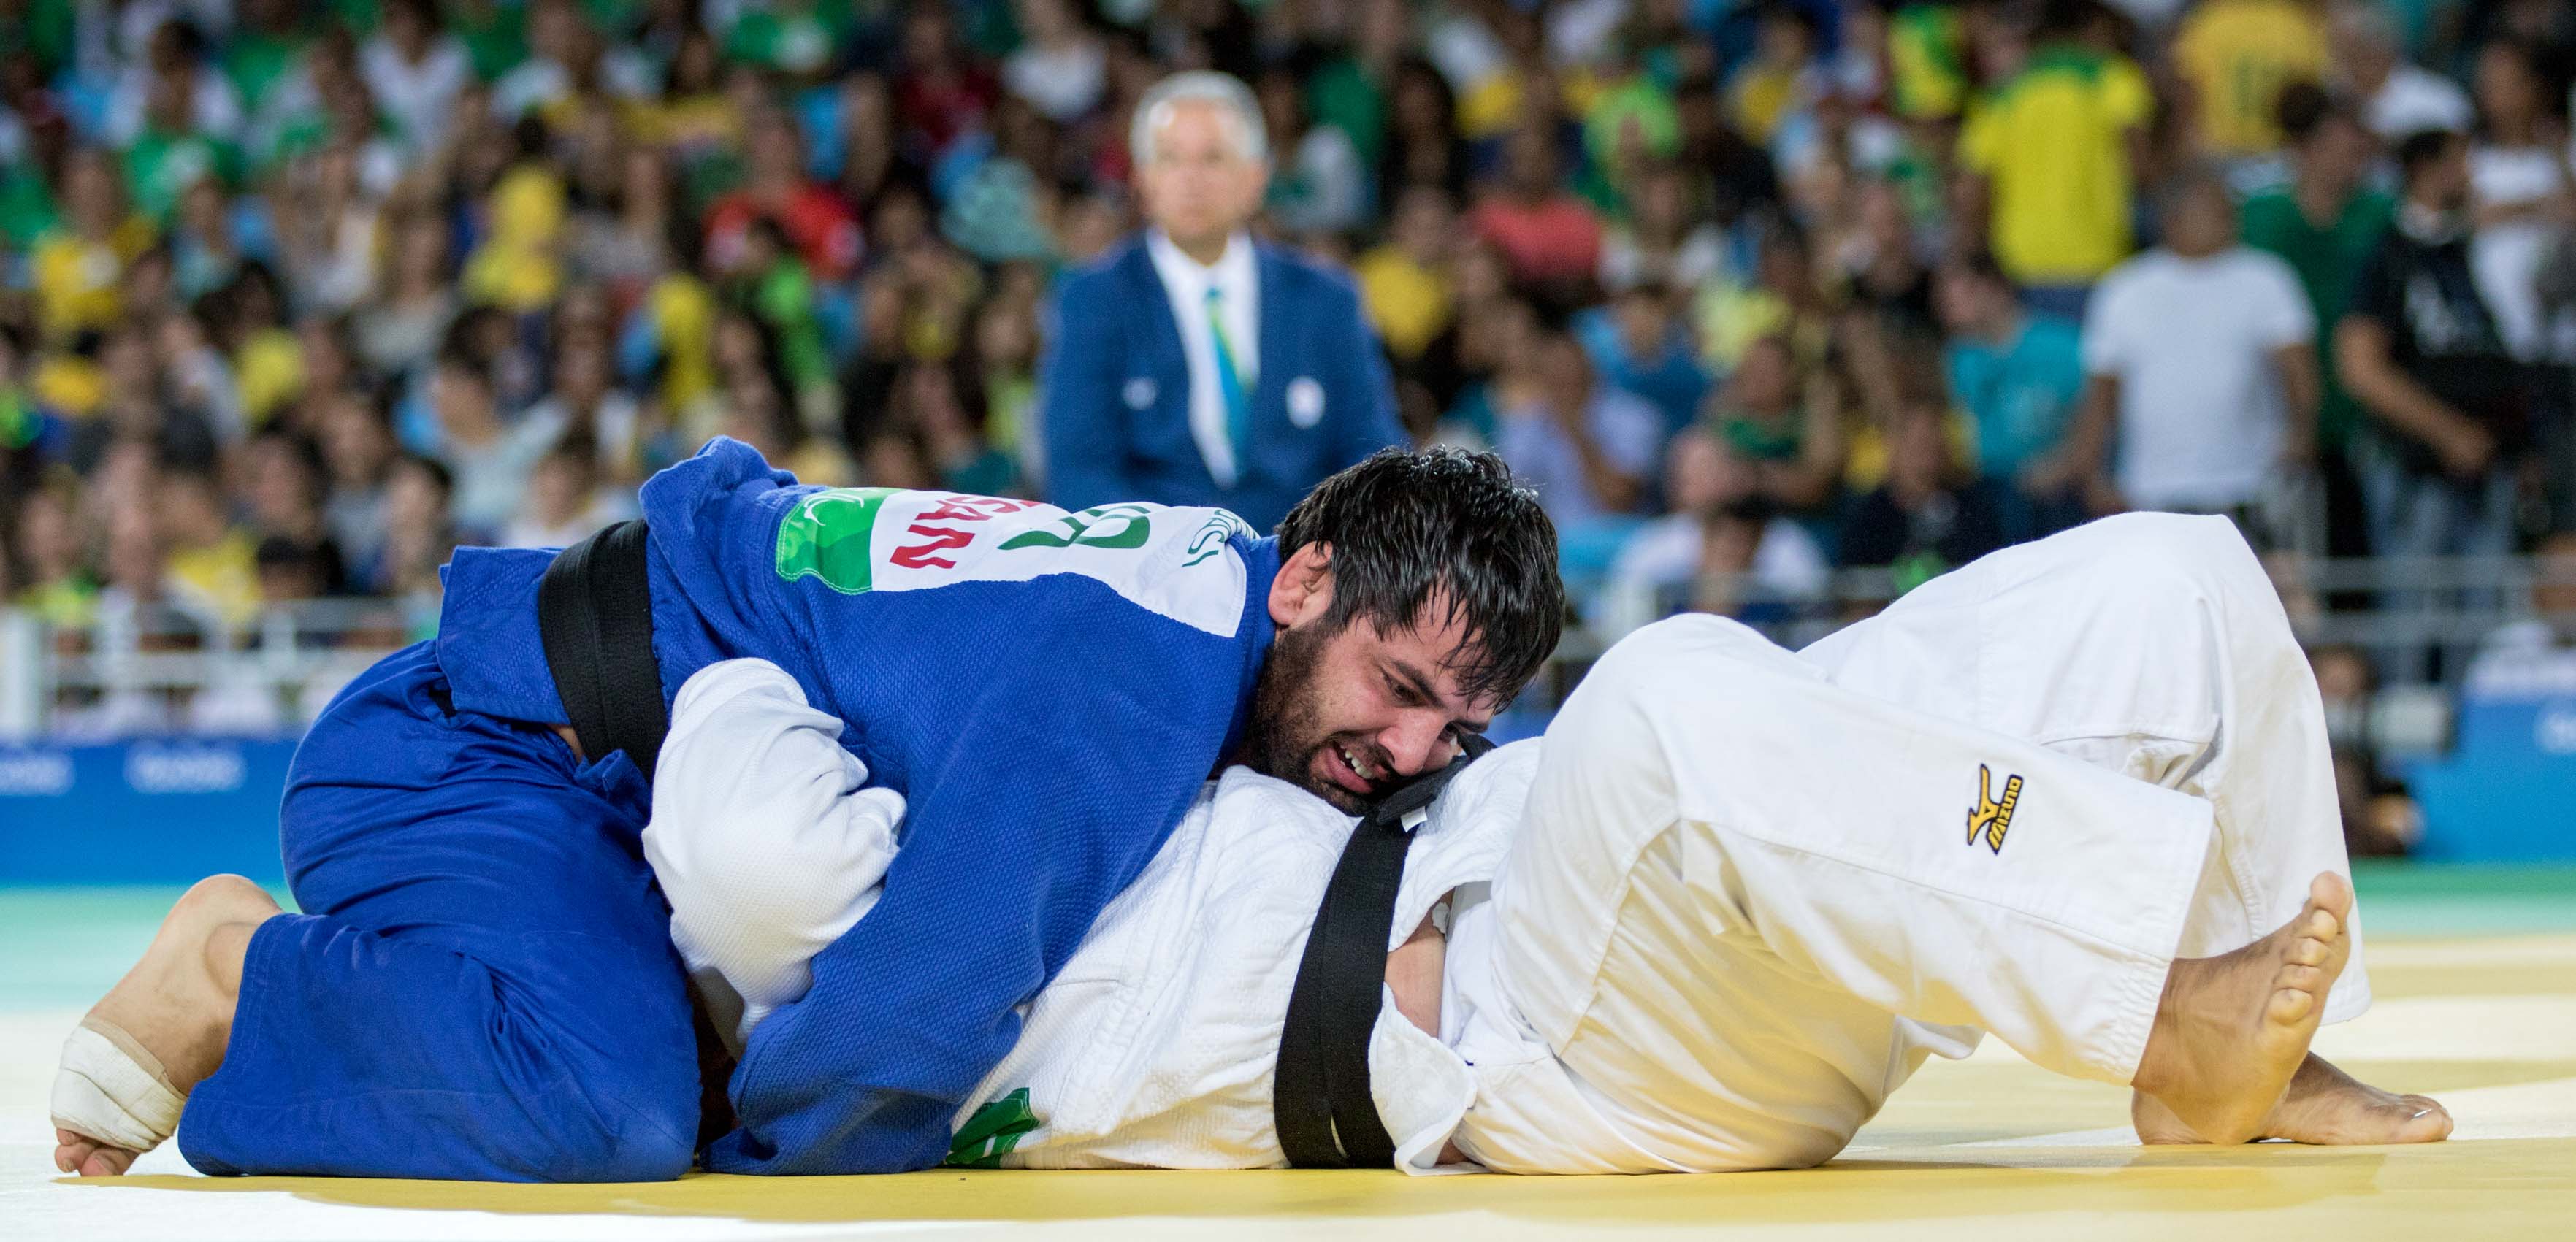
29,151,156,343
1726,6,1824,145
2176,0,2329,158
1957,0,2152,316
159,464,265,630
1354,185,1459,362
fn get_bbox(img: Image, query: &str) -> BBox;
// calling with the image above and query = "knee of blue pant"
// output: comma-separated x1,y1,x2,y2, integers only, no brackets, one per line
549,1120,697,1184
519,1067,701,1182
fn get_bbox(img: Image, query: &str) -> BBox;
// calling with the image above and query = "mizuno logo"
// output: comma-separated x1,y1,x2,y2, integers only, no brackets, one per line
1967,764,2024,855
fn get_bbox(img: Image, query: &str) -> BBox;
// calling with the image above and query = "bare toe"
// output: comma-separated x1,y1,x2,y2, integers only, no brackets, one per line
2253,1055,2450,1145
2398,1095,2455,1142
77,1145,138,1177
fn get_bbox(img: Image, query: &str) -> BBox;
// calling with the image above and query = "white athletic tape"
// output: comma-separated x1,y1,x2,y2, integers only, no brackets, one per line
50,1019,183,1157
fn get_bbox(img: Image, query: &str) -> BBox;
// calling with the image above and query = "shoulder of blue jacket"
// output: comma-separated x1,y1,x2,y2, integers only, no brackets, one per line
1255,241,1364,307
1060,236,1155,298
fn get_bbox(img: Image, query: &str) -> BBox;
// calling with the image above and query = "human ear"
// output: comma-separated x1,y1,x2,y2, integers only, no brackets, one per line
1268,542,1334,629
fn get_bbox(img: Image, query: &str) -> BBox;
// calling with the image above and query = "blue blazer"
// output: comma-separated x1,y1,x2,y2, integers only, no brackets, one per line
1039,236,1406,532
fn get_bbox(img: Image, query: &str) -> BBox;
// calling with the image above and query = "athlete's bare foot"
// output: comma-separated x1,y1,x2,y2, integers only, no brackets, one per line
2130,873,2353,1146
2133,1054,2452,1144
51,875,279,1177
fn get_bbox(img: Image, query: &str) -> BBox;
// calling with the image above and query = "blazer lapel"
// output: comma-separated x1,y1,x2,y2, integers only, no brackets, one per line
1125,236,1226,486
1122,242,1189,388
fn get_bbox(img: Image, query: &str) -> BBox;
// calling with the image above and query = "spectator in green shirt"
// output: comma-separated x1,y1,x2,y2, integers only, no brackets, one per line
2239,83,2393,561
123,71,240,225
0,0,77,83
223,0,311,117
450,0,530,83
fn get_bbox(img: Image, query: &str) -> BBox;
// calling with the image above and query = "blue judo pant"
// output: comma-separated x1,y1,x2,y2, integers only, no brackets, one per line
175,644,704,1181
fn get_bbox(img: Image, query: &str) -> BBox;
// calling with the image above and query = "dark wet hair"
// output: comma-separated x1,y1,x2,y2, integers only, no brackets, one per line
1276,447,1564,708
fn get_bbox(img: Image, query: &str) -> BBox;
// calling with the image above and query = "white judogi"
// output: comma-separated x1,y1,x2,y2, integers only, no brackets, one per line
1456,513,2366,1173
648,513,2366,1174
649,660,1516,1170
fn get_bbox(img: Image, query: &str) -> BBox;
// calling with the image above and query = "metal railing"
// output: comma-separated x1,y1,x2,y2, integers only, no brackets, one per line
4,553,2572,741
1,594,436,740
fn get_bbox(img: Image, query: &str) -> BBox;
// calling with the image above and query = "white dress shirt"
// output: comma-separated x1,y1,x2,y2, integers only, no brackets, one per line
1146,230,1261,487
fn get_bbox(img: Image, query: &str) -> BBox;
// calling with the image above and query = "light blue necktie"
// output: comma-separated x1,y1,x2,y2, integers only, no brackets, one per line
1205,285,1252,473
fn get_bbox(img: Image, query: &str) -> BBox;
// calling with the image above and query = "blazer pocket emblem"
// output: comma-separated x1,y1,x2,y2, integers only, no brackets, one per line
1286,376,1325,429
1123,377,1158,410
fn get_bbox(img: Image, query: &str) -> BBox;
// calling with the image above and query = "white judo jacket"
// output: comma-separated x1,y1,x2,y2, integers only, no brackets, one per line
645,658,1538,1173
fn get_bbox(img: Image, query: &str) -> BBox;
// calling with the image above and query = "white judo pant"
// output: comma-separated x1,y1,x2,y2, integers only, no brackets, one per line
1470,513,2366,1173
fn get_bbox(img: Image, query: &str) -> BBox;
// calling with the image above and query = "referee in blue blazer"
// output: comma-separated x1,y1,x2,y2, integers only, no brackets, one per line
1041,72,1408,533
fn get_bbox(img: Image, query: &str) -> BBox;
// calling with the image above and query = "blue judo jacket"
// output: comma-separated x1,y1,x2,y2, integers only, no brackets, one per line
430,437,1279,1173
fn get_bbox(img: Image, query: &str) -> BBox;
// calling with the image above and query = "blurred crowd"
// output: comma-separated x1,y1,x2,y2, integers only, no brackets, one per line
3,0,2576,708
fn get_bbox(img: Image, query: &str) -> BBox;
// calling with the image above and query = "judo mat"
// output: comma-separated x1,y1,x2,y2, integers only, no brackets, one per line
7,864,2574,1242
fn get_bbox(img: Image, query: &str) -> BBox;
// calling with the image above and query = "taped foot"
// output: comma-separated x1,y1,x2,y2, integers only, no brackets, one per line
50,875,280,1176
51,1017,182,1173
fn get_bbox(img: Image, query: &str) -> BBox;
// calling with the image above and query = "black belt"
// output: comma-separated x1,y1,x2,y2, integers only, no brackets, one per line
536,519,670,781
1274,732,1492,1168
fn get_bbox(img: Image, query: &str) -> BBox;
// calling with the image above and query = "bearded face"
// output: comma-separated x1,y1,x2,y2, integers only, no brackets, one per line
1236,607,1488,816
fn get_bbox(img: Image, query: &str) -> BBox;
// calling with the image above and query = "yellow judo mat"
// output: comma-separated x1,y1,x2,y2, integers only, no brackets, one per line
6,874,2573,1241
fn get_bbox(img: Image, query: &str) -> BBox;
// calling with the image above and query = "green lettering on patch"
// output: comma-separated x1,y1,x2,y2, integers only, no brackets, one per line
944,1087,1041,1168
997,504,1155,551
774,488,904,594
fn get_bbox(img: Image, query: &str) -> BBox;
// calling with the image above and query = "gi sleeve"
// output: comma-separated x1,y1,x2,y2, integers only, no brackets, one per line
708,593,1255,1173
642,658,904,1050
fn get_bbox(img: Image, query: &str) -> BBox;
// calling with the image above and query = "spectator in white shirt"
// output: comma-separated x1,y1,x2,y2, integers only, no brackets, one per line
519,334,646,486
2328,2,2472,141
2469,531,2576,689
502,438,631,550
492,0,654,121
1494,322,1662,530
360,0,473,153
1597,426,1831,637
1001,0,1106,123
1256,68,1368,237
429,347,567,540
104,20,241,147
2465,39,2576,362
2072,170,2320,537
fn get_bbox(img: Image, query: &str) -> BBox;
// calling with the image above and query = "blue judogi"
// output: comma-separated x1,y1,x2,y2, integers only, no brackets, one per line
180,438,1279,1179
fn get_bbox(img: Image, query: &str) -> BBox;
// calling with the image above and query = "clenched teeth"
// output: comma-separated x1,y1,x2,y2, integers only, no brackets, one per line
1335,741,1381,783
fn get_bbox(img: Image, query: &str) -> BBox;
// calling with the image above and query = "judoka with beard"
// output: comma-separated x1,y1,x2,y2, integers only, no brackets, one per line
649,515,2452,1173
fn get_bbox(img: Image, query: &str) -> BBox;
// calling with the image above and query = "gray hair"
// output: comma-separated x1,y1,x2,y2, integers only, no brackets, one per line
1130,71,1268,167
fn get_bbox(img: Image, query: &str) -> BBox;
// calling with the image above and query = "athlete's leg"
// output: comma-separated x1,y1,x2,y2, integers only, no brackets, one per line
1479,616,2309,1170
1802,512,2366,1013
55,645,701,1182
1801,513,2442,1143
